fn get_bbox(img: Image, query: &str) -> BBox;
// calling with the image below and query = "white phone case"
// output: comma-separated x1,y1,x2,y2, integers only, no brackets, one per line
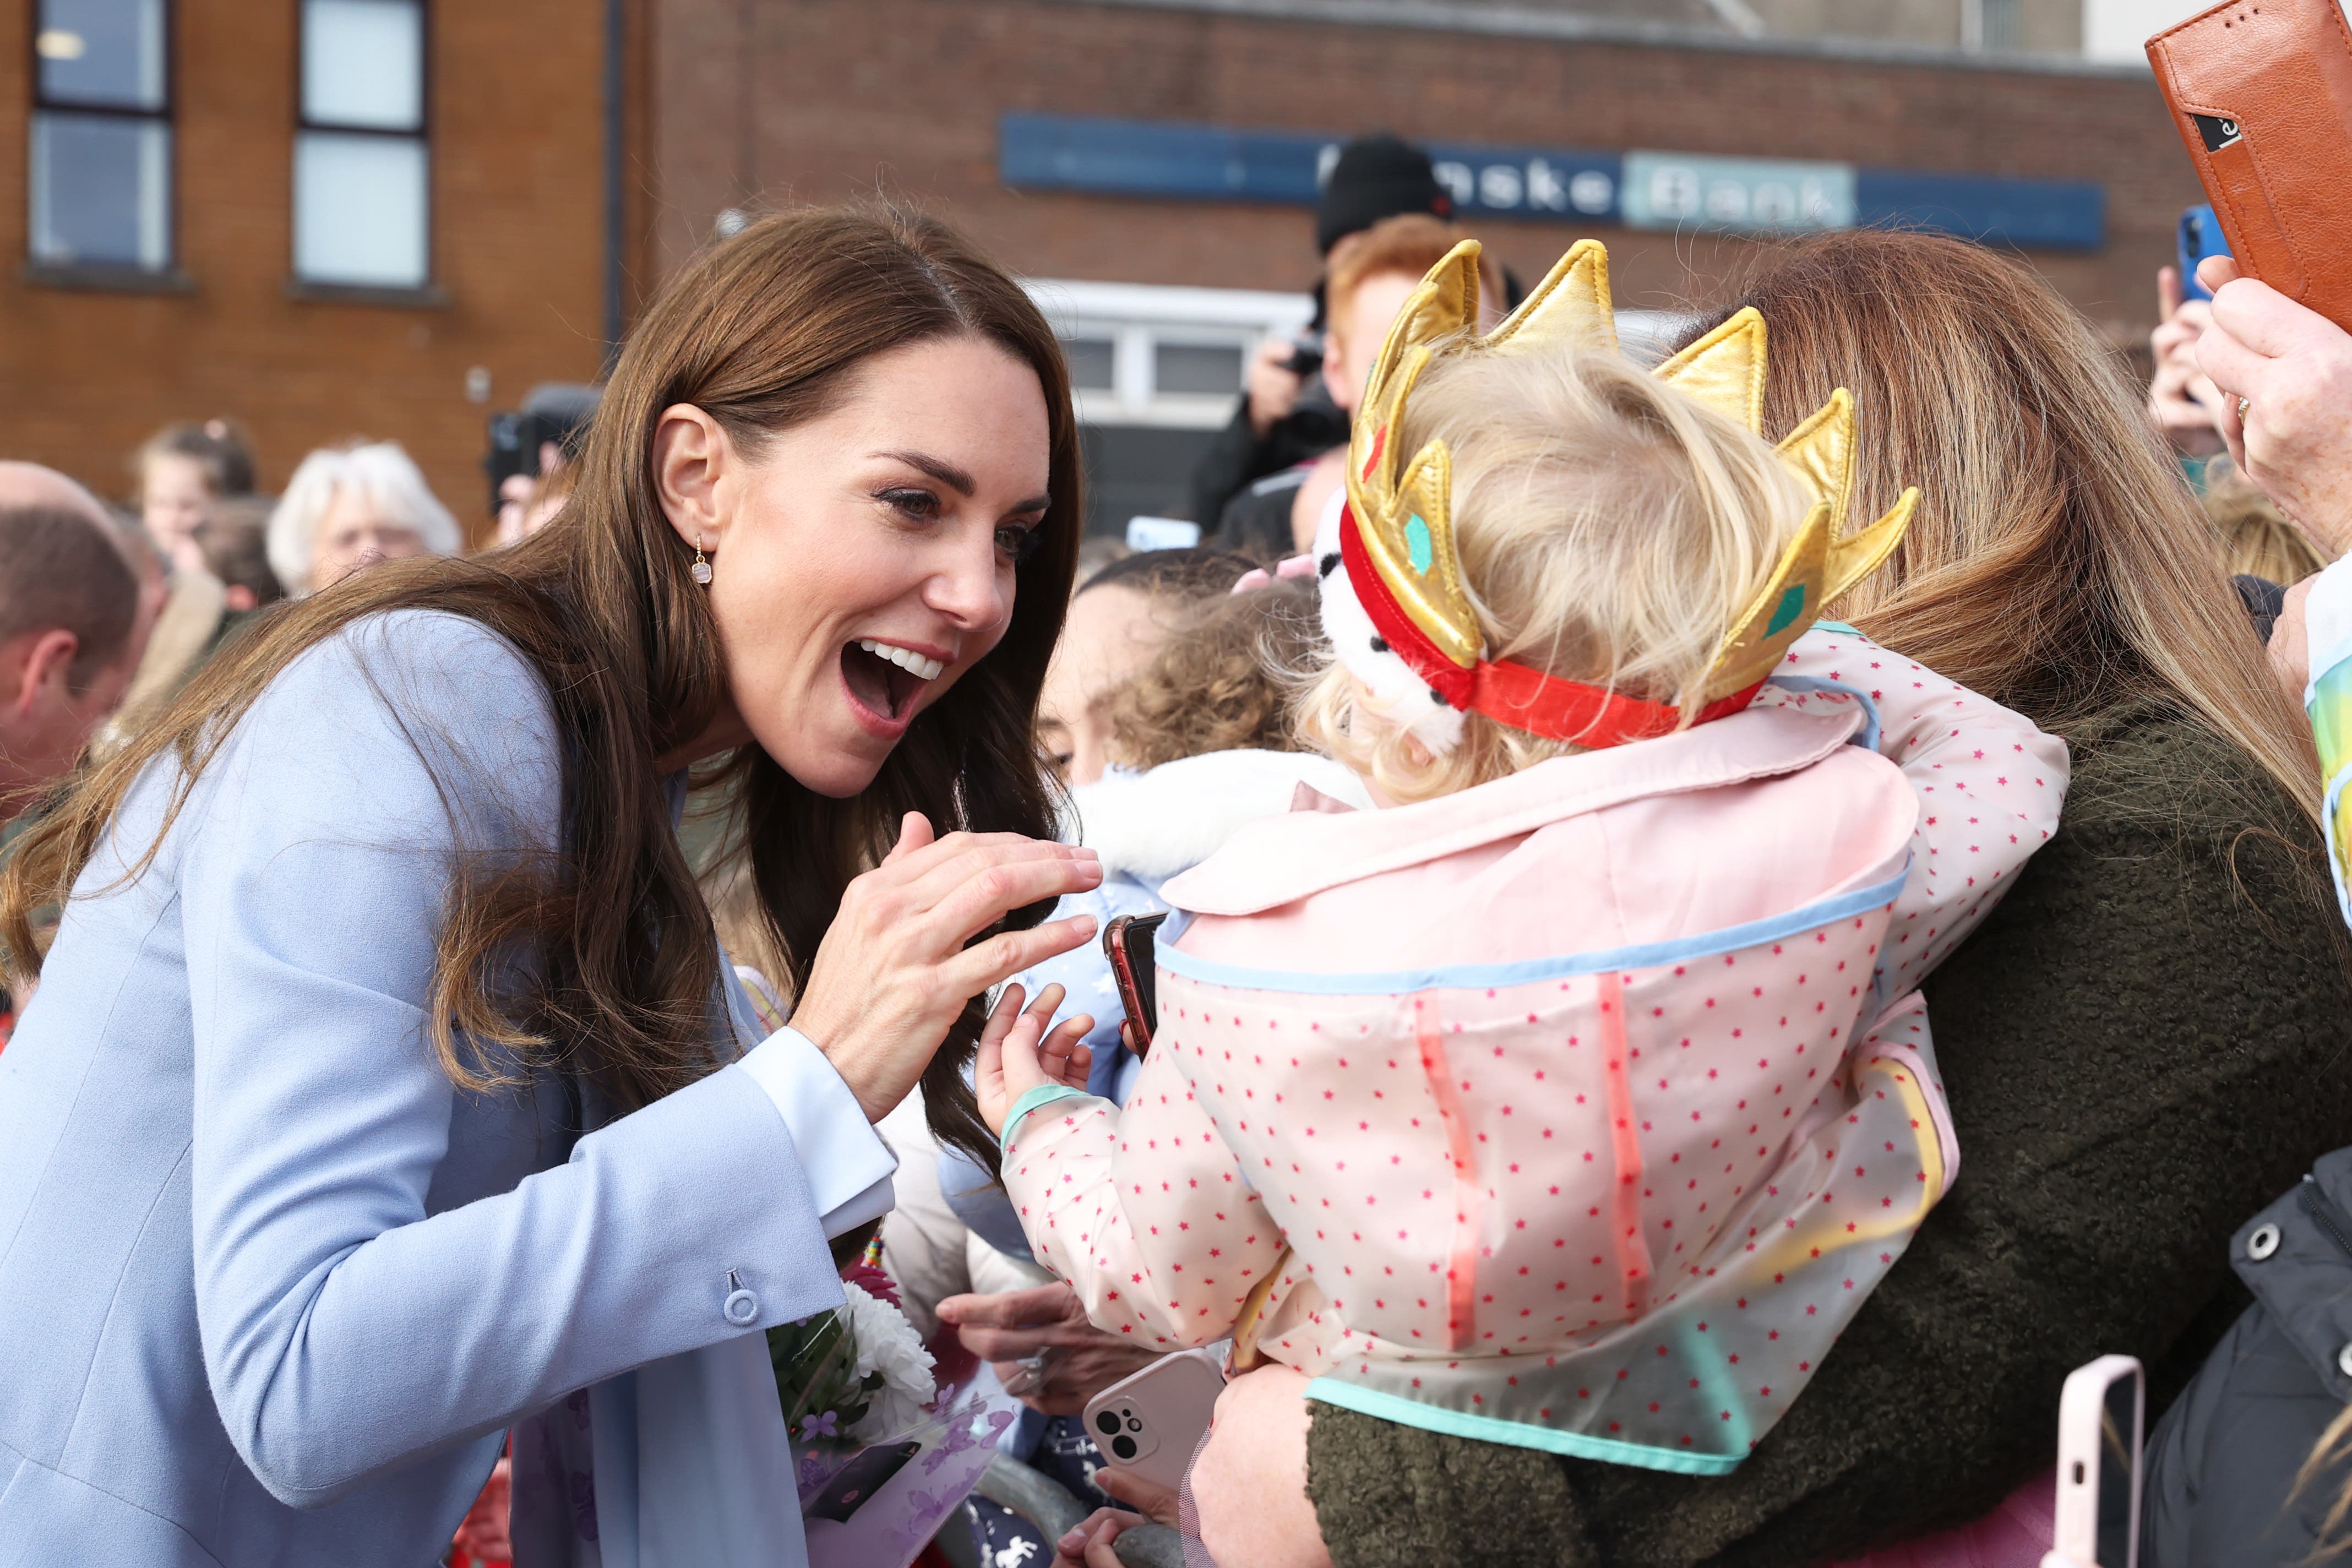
1080,1346,1227,1493
2044,1354,2143,1568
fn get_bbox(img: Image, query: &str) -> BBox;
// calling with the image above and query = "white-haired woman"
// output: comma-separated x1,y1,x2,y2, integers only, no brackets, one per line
268,441,462,595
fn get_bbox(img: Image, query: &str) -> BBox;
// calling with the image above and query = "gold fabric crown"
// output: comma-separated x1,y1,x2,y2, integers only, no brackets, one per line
1343,239,1919,706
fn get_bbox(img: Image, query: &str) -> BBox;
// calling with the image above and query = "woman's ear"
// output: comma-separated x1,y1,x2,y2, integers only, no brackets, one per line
651,404,737,551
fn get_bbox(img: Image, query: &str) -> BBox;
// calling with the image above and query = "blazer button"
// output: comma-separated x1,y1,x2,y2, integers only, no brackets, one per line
2248,1222,2283,1261
2339,1342,2352,1381
724,1288,760,1326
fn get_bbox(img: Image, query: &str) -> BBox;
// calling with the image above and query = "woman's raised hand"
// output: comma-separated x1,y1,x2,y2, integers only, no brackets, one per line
789,812,1102,1121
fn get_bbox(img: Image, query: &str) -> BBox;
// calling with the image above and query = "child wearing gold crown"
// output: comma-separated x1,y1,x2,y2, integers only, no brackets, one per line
974,240,2067,1560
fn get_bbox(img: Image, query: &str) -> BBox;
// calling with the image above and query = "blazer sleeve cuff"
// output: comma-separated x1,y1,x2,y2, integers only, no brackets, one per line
736,1026,900,1237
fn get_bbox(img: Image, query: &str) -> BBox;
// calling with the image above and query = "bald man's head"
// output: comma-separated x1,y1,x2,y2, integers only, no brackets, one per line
0,461,108,528
0,473,139,692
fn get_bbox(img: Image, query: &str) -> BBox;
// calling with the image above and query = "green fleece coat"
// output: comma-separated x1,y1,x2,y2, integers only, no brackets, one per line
1306,704,2352,1567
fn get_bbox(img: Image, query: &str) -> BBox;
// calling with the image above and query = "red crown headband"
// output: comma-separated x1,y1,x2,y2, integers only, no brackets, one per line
1336,503,1766,749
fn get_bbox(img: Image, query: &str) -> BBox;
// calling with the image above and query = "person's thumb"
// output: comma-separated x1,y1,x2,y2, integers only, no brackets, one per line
885,811,934,864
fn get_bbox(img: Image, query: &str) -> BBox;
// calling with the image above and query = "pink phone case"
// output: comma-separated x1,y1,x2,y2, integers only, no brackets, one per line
2044,1354,2142,1568
1080,1347,1226,1493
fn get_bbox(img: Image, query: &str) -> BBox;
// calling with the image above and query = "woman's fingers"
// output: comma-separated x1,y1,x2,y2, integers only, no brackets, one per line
862,833,1093,931
881,810,935,865
937,1281,1084,1330
2158,263,2182,323
876,829,1071,896
922,847,1104,948
948,915,1101,999
796,826,1105,1125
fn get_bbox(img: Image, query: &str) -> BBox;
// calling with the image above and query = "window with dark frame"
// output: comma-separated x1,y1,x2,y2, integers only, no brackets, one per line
295,0,428,290
30,0,174,273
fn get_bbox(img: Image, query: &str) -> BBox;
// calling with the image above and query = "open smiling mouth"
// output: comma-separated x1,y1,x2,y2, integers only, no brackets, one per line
840,638,945,726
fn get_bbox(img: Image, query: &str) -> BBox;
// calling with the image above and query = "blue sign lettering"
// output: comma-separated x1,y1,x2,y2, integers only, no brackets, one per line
998,113,2103,252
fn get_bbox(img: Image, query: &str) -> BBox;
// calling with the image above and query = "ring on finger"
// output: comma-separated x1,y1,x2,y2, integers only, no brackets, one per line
1005,1351,1050,1396
2238,395,2252,420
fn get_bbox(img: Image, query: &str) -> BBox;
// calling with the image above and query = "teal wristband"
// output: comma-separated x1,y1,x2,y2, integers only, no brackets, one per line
999,1084,1094,1156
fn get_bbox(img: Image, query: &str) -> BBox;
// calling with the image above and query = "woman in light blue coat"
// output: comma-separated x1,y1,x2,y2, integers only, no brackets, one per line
0,207,1105,1567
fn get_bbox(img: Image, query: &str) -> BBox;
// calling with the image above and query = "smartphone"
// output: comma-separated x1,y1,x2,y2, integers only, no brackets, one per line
1081,1346,1226,1493
2043,1355,2142,1568
803,1439,923,1524
2177,203,2230,302
1103,912,1167,1055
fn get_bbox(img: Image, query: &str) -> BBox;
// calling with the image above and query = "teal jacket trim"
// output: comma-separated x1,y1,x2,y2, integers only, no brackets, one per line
1303,1378,1744,1477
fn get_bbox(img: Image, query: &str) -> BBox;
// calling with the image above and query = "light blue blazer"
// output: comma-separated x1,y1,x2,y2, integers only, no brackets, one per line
0,612,884,1567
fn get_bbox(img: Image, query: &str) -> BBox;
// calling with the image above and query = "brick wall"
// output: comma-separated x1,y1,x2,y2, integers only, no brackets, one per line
0,0,613,533
653,0,2196,344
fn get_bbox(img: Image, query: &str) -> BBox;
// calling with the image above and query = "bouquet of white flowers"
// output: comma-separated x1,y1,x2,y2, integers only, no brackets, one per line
772,1250,1014,1568
767,1253,937,1447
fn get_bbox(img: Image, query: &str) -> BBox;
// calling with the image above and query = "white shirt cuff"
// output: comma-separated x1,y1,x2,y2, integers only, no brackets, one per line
736,1025,900,1239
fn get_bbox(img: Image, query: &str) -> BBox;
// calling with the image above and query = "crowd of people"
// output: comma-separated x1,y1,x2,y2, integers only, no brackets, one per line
7,130,2352,1568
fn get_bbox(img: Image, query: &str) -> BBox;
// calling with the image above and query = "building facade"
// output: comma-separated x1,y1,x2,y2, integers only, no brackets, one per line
4,0,2205,535
5,0,633,525
648,0,2202,530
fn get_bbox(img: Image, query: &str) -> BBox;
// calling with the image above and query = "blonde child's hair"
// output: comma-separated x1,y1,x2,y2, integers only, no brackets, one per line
2202,464,2331,586
1300,343,1815,803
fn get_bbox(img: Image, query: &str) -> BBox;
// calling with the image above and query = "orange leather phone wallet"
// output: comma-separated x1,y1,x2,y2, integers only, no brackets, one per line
2148,0,2352,331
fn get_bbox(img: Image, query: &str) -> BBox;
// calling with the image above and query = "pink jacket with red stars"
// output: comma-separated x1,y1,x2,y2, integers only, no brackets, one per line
999,628,2066,1474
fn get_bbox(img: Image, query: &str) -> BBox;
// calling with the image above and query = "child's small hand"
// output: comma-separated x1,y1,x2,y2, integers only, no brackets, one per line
975,982,1096,1136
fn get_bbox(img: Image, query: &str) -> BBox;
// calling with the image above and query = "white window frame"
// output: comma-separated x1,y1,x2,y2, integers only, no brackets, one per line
1026,279,1314,431
293,0,431,290
1027,276,1685,427
30,0,175,273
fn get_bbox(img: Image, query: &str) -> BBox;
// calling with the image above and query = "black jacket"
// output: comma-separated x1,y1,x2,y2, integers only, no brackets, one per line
1188,389,1347,537
2142,1148,2352,1567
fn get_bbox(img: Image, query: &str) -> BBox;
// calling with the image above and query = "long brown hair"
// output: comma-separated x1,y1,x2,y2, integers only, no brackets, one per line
1,205,1081,1171
1684,229,2322,840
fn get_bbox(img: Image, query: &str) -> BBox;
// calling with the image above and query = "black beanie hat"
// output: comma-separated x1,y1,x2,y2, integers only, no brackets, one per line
1316,133,1452,255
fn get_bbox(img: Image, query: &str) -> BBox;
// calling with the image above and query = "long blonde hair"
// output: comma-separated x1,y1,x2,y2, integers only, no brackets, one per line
1690,230,2323,841
2204,464,2331,587
1302,344,1812,803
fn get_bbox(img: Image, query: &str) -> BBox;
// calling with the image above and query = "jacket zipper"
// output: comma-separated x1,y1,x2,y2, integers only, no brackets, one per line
2299,1176,2352,1260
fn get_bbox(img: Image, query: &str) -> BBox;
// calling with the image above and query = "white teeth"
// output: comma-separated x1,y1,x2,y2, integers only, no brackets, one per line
856,639,943,681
